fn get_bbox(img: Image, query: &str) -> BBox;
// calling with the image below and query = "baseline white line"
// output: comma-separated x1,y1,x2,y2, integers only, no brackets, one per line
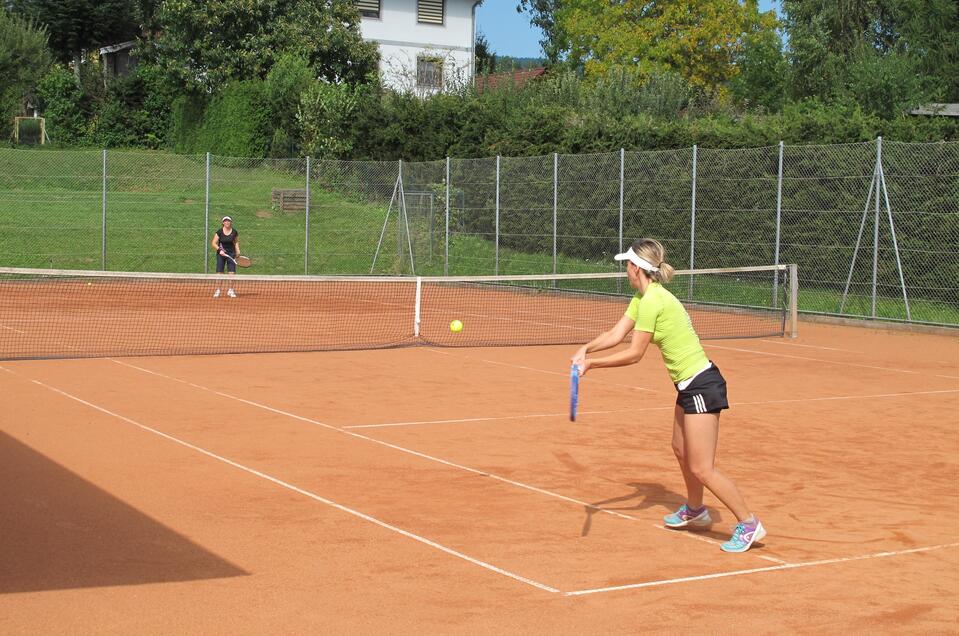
706,343,959,381
0,364,559,594
426,348,659,393
108,359,777,565
565,542,959,596
345,388,959,430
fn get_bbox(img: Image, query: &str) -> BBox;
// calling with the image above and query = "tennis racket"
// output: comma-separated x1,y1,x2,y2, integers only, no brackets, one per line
570,363,580,422
220,252,252,268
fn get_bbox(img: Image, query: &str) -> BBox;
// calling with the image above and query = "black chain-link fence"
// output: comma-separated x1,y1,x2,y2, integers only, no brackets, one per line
1,139,956,325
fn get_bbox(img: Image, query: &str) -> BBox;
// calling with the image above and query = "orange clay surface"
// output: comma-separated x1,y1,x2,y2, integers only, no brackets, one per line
1,321,958,634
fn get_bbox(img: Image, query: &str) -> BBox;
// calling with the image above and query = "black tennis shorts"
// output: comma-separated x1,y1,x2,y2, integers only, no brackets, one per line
216,253,236,273
676,363,729,415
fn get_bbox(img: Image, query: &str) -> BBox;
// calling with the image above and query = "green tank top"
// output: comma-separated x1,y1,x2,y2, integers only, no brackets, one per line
625,282,709,383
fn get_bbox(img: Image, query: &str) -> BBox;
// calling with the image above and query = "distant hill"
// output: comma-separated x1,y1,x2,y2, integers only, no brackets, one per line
494,56,547,71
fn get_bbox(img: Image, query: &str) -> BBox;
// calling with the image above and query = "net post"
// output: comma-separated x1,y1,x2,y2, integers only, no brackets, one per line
445,157,450,276
495,155,500,275
304,156,311,275
688,144,697,300
789,263,799,338
204,152,210,274
773,141,783,304
618,148,624,293
552,152,558,281
414,276,422,338
101,149,107,270
872,137,881,318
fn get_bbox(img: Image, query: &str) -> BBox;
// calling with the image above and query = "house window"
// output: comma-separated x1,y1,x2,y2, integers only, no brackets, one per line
417,0,444,24
355,0,380,18
417,57,444,90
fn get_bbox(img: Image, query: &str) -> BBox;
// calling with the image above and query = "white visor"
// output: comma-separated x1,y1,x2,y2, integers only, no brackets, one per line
613,247,659,272
222,216,232,222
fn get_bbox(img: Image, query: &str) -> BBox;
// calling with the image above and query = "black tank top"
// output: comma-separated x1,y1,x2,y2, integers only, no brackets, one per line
217,228,238,255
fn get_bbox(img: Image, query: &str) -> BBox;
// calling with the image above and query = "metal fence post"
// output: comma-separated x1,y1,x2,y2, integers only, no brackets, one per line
495,155,500,275
397,159,404,271
445,157,450,276
101,149,107,270
204,152,210,273
618,148,625,292
304,156,311,275
872,137,881,318
553,152,558,277
773,141,784,304
688,144,697,299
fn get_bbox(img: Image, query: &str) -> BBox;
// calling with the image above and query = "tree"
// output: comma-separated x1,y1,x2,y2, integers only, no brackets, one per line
729,27,788,111
0,9,53,136
555,0,777,94
150,0,379,92
10,0,139,70
475,32,497,75
781,0,957,110
516,0,564,64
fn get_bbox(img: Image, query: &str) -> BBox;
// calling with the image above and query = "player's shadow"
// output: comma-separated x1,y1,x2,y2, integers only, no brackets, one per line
581,481,724,536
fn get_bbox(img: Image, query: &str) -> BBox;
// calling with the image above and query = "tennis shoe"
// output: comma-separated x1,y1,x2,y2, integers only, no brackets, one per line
227,288,237,298
663,504,712,529
720,518,766,553
213,289,221,298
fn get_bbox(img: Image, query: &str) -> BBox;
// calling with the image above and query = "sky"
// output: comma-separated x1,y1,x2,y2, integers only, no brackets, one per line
477,0,781,59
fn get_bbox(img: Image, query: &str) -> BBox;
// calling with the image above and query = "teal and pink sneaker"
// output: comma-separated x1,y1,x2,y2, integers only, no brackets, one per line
720,518,767,552
663,504,712,529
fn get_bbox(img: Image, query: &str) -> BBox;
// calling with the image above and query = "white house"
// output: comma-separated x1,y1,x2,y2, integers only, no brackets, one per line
355,0,482,93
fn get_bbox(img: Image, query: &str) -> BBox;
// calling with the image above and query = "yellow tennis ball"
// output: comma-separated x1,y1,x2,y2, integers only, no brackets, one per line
450,319,463,333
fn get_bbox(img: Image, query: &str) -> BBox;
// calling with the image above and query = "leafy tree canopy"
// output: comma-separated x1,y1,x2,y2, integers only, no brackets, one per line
555,0,777,93
10,0,140,65
150,0,379,92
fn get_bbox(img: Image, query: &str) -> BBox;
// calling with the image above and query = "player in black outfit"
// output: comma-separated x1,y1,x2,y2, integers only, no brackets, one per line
211,215,241,298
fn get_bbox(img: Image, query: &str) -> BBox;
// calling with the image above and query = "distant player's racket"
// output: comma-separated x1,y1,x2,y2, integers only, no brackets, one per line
220,252,252,268
570,363,580,422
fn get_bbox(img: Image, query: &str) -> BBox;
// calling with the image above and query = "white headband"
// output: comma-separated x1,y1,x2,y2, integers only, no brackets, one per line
613,247,659,272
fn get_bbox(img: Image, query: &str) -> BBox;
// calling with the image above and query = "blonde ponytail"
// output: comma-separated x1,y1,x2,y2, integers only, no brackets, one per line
630,238,674,283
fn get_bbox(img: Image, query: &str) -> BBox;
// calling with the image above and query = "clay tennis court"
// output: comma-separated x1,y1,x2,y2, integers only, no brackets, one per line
2,277,958,632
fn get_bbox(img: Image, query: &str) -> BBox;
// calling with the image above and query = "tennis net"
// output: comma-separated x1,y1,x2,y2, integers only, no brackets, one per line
0,265,796,360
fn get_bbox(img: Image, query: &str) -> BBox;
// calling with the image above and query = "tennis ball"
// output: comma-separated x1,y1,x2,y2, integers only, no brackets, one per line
450,319,463,333
87,282,92,286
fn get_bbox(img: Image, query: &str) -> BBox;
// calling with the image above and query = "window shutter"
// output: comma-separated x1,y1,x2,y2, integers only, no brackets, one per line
417,0,444,24
355,0,380,18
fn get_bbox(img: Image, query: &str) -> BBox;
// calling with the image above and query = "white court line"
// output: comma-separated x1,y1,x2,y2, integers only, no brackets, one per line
0,364,560,594
426,348,659,393
343,408,640,430
108,359,778,565
758,339,857,353
707,343,959,381
0,323,27,334
345,388,959,430
566,542,959,596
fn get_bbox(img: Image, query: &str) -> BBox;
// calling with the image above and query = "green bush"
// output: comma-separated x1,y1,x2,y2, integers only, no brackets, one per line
36,66,89,144
168,93,206,153
195,81,272,156
93,64,176,148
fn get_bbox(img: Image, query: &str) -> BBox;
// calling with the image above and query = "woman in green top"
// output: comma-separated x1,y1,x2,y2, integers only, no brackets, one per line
572,238,765,553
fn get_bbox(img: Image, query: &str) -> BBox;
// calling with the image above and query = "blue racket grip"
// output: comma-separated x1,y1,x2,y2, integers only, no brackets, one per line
570,363,580,422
